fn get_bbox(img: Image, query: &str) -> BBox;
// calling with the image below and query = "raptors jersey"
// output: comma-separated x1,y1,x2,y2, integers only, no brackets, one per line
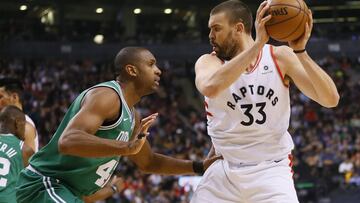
205,44,294,164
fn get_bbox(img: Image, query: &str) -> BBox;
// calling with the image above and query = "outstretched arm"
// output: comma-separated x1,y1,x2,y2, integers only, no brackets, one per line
58,87,154,157
128,111,221,175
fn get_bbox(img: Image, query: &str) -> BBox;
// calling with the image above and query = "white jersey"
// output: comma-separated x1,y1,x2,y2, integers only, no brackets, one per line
25,114,39,152
205,44,294,164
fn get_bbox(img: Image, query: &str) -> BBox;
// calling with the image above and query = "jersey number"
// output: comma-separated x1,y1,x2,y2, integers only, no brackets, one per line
95,159,117,187
0,157,10,187
240,102,266,126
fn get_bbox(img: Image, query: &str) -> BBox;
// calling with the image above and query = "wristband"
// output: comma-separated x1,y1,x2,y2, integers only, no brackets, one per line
111,185,118,193
192,161,205,175
293,49,306,54
137,133,146,139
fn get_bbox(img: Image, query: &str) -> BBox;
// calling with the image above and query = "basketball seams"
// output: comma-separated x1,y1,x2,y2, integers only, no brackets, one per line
278,0,307,40
265,6,301,26
266,0,308,41
265,0,303,26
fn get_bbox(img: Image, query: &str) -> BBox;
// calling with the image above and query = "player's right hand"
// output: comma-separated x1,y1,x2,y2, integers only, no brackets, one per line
255,1,272,46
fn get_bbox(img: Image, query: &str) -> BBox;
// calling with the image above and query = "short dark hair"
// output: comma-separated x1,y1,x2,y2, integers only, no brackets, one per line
211,0,253,34
114,47,148,82
0,105,25,124
0,77,24,97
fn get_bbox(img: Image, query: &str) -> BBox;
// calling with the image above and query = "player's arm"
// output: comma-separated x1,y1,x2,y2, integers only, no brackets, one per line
21,143,34,166
195,1,271,98
23,122,37,152
83,176,124,203
274,46,339,108
275,11,339,108
128,111,221,175
58,87,154,157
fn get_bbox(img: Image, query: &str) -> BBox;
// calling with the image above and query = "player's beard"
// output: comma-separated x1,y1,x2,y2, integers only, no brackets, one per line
215,34,239,61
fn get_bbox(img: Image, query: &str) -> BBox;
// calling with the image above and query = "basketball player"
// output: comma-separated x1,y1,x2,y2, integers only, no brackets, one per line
0,78,39,152
0,106,34,203
191,0,339,202
15,47,220,203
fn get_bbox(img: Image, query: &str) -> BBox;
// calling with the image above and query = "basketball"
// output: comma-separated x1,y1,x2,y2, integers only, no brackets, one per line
265,0,309,42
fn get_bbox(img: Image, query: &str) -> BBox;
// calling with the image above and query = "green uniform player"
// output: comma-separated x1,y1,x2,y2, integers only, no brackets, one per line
15,47,221,203
0,134,24,203
17,81,136,202
0,106,33,203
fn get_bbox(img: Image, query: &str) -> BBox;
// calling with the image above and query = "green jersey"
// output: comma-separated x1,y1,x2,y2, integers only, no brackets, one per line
29,81,135,196
0,134,24,203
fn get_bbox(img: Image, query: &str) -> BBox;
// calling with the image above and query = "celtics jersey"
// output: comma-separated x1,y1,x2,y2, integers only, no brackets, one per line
0,133,24,203
29,81,135,196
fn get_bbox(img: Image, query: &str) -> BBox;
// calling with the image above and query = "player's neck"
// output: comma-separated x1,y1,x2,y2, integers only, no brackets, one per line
236,35,255,54
117,81,140,108
14,102,23,110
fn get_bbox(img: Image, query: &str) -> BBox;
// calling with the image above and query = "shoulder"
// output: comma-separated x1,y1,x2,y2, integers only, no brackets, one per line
25,115,35,126
197,53,223,64
81,86,121,115
270,45,299,75
271,45,296,61
195,53,223,70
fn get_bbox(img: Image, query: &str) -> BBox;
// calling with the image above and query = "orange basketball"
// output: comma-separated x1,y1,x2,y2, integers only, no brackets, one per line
265,0,308,42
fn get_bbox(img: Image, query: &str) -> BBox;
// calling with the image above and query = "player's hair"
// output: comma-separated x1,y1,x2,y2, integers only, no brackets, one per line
114,47,148,82
0,77,24,102
210,0,253,34
0,105,25,125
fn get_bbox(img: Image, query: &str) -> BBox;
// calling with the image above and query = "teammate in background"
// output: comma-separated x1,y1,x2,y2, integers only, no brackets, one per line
192,0,339,202
0,78,39,152
0,106,34,203
16,47,220,203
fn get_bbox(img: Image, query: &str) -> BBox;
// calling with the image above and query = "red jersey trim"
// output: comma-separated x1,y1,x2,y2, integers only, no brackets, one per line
270,45,289,88
246,49,263,74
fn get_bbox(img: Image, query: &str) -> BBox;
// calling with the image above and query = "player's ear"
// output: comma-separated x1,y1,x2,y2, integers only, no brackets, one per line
15,118,25,140
235,22,245,34
125,64,138,77
10,92,20,103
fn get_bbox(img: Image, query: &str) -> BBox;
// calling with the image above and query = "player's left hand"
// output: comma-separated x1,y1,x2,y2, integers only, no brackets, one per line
289,9,313,51
203,154,223,171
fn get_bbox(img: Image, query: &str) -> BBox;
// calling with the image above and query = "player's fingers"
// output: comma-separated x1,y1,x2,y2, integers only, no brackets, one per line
141,113,158,122
261,14,272,24
258,3,270,20
257,1,268,17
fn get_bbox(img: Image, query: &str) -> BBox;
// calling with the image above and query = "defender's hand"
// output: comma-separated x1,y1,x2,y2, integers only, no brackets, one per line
127,113,158,155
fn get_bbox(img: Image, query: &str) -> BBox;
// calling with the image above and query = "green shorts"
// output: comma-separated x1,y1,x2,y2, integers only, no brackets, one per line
15,168,84,203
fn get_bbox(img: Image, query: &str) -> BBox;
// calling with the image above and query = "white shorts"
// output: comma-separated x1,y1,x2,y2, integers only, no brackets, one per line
191,156,299,203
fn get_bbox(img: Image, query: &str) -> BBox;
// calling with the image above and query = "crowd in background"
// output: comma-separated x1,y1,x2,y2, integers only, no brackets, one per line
2,16,360,44
0,54,360,202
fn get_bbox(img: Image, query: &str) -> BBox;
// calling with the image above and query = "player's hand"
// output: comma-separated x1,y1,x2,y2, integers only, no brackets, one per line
137,113,158,139
254,1,272,46
110,176,124,192
127,113,158,155
203,154,223,171
289,9,313,51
